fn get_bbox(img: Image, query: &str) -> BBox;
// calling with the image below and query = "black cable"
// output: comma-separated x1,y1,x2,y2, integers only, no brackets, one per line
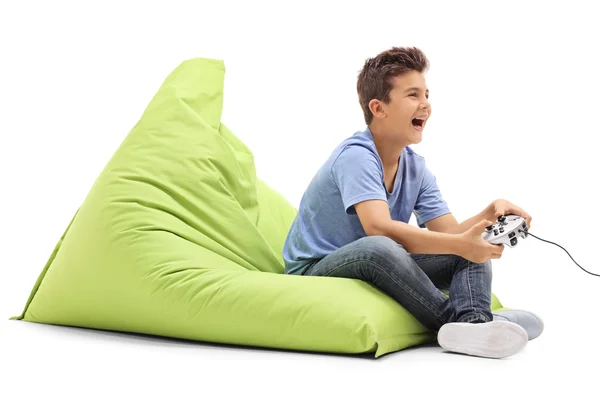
518,229,599,277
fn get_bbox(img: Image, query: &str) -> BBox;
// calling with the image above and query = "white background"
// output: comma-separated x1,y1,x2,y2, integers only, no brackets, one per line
1,0,598,398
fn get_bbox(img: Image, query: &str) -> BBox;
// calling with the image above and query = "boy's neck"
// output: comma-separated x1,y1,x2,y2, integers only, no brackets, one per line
368,123,405,169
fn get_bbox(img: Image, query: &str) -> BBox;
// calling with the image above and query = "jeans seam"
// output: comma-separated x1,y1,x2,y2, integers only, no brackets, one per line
466,260,475,314
322,258,447,326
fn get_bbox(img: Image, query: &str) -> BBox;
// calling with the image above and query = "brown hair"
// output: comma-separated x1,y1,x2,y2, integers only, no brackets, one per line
357,47,430,125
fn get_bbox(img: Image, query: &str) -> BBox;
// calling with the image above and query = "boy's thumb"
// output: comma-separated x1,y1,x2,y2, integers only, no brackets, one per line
477,219,492,232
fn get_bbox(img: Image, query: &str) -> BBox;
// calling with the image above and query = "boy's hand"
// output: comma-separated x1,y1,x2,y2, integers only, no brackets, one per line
491,199,532,229
456,220,505,264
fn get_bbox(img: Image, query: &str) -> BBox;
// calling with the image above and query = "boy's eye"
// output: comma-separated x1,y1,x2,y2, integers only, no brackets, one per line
409,93,417,97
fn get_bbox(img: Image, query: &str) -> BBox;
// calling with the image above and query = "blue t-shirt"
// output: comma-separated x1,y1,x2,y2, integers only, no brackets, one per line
282,126,451,275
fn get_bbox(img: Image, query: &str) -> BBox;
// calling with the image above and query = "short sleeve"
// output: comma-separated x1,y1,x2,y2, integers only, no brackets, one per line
331,145,387,214
413,165,451,228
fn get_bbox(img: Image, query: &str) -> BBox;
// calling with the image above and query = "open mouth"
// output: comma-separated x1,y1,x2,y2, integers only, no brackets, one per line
411,117,426,130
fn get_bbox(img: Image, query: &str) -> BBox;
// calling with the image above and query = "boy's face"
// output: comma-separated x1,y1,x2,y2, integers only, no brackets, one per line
372,70,431,146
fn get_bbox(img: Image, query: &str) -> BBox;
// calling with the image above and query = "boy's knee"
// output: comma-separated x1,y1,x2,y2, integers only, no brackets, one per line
481,259,493,274
354,235,408,260
456,256,493,273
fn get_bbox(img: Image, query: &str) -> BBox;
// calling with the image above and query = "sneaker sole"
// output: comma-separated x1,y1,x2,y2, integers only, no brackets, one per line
493,310,545,340
437,321,528,359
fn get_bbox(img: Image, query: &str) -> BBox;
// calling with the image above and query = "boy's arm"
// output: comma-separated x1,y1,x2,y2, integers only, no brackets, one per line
425,202,496,234
356,199,502,262
355,199,462,255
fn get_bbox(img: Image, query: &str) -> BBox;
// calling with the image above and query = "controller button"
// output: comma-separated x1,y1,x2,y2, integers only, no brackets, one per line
498,215,506,222
494,229,498,236
509,232,515,238
510,237,518,246
499,227,504,233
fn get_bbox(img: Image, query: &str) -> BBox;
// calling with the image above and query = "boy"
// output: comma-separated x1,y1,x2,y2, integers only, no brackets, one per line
282,46,542,359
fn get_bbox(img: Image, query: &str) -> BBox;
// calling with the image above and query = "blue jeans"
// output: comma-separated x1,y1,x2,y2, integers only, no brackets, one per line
302,235,493,331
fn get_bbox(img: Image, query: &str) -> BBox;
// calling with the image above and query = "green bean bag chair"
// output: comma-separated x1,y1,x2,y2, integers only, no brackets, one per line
11,57,505,357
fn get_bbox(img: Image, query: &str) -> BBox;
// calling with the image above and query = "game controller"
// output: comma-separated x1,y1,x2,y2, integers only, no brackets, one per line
481,214,529,248
480,214,597,277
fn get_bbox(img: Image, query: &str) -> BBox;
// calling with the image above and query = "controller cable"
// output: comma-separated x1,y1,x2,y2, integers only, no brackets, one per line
518,229,598,277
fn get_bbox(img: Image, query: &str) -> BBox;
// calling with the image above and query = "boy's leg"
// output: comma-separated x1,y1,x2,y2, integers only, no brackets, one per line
304,235,528,358
305,235,494,329
304,235,457,331
409,252,493,324
410,251,528,358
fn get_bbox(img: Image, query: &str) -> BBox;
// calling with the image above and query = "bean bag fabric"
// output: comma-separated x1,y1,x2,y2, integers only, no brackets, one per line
11,57,504,357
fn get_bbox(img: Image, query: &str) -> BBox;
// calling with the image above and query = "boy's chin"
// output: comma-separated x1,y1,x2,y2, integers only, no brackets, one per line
409,131,423,144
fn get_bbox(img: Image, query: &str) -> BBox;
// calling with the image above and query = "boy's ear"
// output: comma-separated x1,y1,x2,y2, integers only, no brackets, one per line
369,99,386,119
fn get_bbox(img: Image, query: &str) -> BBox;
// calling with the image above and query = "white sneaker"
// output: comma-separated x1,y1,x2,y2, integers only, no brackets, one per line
437,320,528,359
493,309,544,340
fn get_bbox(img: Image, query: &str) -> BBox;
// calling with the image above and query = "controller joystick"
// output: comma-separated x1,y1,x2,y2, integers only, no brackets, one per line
481,214,528,248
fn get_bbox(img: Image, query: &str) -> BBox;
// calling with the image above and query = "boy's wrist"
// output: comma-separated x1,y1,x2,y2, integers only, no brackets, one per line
448,232,466,257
